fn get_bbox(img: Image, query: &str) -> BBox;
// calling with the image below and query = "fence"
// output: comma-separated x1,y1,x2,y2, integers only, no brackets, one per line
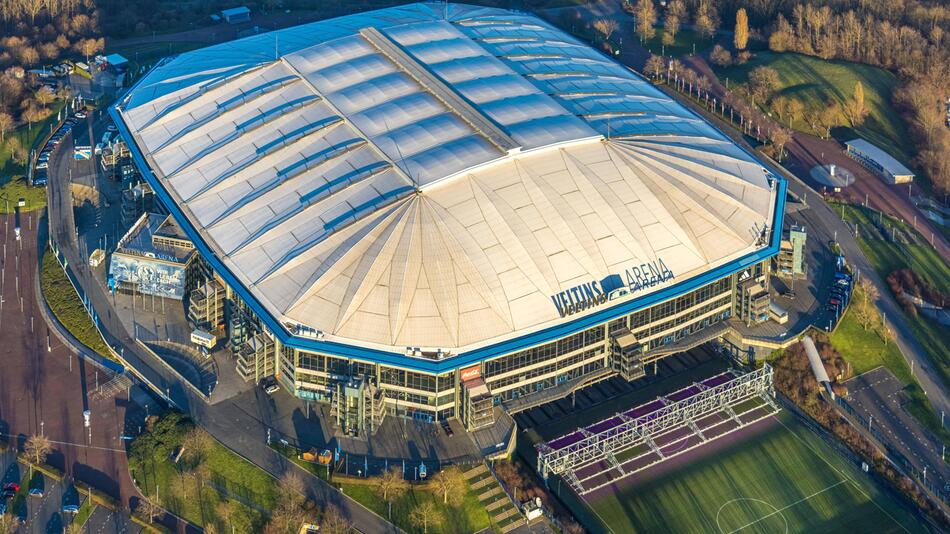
835,395,950,509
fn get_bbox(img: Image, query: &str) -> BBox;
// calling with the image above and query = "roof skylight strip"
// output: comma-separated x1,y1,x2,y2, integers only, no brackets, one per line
228,162,392,257
358,26,520,154
207,138,368,228
152,76,301,153
140,62,271,130
166,95,320,178
186,116,343,202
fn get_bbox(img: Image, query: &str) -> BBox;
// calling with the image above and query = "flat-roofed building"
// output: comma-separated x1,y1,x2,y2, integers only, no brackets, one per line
845,138,914,184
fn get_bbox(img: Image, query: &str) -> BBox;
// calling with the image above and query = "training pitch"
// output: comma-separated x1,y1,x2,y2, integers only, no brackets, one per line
569,412,929,533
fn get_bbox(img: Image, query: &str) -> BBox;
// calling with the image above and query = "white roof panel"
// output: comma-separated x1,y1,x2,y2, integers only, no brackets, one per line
117,2,779,354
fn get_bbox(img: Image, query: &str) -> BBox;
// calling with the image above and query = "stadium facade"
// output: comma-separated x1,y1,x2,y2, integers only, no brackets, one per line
112,2,785,433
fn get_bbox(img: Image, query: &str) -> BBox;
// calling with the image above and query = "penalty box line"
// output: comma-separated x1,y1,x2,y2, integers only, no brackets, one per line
727,479,848,534
773,414,911,534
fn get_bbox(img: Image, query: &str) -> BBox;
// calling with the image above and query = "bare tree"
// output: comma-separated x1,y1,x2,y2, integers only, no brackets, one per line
768,127,793,162
138,495,164,524
0,513,16,534
0,112,13,144
694,0,719,40
35,86,56,109
592,19,619,44
663,0,686,46
24,434,52,470
644,54,665,79
19,46,39,68
409,501,443,534
264,497,308,534
432,467,466,505
859,278,880,331
374,466,406,517
280,470,307,504
320,504,352,534
635,0,657,42
748,66,780,103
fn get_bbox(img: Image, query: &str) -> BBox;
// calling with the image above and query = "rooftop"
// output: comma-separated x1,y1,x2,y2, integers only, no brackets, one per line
846,138,914,178
116,213,194,263
115,2,779,356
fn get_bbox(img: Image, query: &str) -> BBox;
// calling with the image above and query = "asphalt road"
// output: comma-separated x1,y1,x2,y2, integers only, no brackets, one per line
48,117,400,533
846,368,949,489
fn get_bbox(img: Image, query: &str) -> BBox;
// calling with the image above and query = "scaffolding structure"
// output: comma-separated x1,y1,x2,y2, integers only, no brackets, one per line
536,364,779,494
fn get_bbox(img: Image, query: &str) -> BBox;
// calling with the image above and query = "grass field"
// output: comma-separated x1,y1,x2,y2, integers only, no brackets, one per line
640,29,712,58
712,52,913,168
579,412,927,533
40,248,113,359
830,284,950,442
0,100,64,214
835,203,950,396
340,480,491,534
129,413,276,532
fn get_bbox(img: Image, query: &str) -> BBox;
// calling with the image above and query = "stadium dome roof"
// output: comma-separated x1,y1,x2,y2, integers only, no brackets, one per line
116,2,780,355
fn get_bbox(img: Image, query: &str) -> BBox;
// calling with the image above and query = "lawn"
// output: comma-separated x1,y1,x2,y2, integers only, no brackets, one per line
835,203,950,395
579,412,928,533
40,248,113,359
128,412,276,532
340,479,491,534
0,99,64,214
639,29,712,58
711,52,913,169
829,284,950,442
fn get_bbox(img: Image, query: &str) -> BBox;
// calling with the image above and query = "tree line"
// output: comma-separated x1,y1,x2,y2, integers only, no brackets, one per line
740,0,949,193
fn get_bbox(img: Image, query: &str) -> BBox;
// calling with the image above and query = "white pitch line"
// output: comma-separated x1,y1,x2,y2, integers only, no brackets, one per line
727,480,848,534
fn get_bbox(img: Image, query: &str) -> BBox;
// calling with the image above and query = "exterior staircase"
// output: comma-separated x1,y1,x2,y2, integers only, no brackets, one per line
462,463,523,533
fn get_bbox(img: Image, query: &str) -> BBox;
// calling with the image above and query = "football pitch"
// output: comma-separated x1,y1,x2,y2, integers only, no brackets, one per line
574,412,928,533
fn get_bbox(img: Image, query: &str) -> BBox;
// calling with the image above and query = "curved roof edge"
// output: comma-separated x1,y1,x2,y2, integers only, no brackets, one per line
113,99,785,374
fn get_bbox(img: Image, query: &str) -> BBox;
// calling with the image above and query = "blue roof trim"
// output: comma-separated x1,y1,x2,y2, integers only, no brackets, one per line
111,34,787,377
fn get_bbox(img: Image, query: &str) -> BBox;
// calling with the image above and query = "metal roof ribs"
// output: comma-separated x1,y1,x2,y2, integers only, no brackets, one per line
229,162,392,256
152,76,300,153
358,26,520,155
166,95,320,178
141,62,271,130
208,138,367,228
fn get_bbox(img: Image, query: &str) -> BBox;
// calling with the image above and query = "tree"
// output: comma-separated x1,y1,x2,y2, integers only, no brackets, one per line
40,42,60,62
0,513,16,534
592,19,619,44
859,278,880,331
432,467,466,505
768,127,793,162
24,434,52,469
694,0,719,40
76,37,104,65
0,112,13,144
6,137,27,166
265,497,308,534
138,495,163,524
748,66,780,103
734,8,749,51
709,44,732,66
320,504,352,534
844,81,868,127
644,54,665,79
374,467,406,507
409,501,443,534
35,86,56,109
786,98,804,128
182,427,213,468
663,0,686,45
280,470,307,504
635,0,657,42
19,47,39,68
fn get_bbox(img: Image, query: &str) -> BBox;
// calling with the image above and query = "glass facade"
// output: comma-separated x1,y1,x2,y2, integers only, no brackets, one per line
239,267,758,426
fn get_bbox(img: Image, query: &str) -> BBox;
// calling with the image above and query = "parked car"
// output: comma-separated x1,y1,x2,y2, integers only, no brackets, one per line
74,111,86,119
61,504,80,514
781,290,796,299
1,482,20,498
440,419,454,437
28,473,44,498
260,376,280,395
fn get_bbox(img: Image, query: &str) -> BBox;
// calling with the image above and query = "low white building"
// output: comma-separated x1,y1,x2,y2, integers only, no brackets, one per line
845,138,914,184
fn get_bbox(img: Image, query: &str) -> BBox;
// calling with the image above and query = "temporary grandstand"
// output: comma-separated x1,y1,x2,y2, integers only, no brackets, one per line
536,364,779,494
112,2,785,434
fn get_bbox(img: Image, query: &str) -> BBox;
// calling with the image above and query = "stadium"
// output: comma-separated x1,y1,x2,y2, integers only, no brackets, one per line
111,2,785,435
